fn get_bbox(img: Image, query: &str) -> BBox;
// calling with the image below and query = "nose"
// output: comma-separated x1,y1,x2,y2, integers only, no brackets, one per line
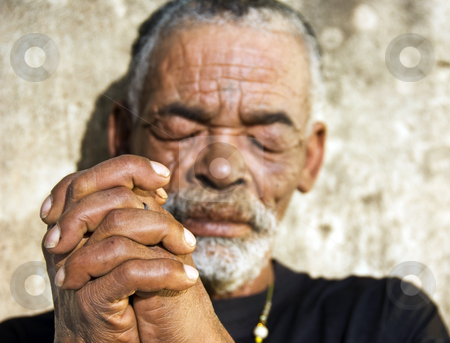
194,142,246,192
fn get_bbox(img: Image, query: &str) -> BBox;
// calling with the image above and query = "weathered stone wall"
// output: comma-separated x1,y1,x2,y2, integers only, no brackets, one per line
1,0,449,329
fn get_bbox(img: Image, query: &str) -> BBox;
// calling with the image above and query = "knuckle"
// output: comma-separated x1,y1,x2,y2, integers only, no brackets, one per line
172,216,184,231
116,260,138,282
51,173,74,192
166,217,185,239
67,172,90,202
113,185,134,198
64,250,86,272
155,260,188,291
116,154,145,171
160,212,182,233
51,172,78,193
159,259,181,277
155,215,172,238
57,213,77,235
110,187,139,207
57,209,89,241
103,236,130,256
103,209,123,232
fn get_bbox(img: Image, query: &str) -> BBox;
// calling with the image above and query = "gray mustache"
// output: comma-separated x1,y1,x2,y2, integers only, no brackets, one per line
163,187,277,234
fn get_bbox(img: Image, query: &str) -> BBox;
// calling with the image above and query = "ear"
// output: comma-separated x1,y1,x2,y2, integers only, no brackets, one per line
108,100,133,157
297,122,327,193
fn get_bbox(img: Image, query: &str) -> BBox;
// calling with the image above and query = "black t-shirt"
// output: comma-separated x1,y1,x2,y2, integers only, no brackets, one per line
1,259,449,342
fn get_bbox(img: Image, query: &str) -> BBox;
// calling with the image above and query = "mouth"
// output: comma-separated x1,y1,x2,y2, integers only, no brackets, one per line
164,192,259,238
182,217,252,238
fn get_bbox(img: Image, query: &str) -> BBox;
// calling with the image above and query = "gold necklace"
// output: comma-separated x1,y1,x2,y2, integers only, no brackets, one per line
253,282,275,343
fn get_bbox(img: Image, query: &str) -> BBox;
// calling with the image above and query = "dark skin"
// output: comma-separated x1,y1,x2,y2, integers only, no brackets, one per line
40,24,326,342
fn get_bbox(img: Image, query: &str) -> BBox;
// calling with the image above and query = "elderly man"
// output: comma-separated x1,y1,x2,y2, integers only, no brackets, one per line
1,0,449,342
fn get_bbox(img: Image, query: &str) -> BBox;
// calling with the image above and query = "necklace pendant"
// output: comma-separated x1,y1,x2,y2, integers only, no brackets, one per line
254,323,269,342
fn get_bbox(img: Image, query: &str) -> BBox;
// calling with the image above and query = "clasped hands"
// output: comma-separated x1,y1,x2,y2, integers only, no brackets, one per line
40,155,234,343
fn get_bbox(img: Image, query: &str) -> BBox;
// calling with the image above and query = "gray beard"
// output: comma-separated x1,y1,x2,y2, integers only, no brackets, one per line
163,188,278,295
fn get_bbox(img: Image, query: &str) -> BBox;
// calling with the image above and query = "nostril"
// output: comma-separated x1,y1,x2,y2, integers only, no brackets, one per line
196,173,246,191
233,179,245,187
196,174,217,189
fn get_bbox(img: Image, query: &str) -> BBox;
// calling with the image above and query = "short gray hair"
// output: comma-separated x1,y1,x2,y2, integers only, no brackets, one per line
127,0,324,134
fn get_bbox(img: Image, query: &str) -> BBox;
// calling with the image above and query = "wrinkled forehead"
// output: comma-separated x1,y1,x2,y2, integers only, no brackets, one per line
144,23,311,125
153,23,309,88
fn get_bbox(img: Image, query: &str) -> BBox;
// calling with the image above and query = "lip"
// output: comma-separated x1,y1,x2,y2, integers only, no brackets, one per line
182,218,251,238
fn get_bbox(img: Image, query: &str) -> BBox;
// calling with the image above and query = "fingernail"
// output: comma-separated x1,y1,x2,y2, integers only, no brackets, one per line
156,187,168,199
40,194,52,219
184,264,199,280
184,228,196,247
55,267,65,287
44,224,60,249
150,161,170,177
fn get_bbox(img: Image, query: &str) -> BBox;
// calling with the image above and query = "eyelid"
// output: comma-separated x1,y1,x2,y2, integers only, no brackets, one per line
257,143,268,152
250,136,278,153
248,134,292,154
143,124,202,142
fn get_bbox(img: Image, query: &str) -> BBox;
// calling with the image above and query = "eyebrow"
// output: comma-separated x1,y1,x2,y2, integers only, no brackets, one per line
155,102,295,127
156,102,212,123
244,111,295,127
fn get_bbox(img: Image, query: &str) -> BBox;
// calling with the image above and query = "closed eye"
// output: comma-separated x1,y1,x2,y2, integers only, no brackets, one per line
143,123,201,141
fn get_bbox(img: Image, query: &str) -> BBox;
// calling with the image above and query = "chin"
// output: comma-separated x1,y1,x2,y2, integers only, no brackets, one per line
192,227,276,296
163,187,279,294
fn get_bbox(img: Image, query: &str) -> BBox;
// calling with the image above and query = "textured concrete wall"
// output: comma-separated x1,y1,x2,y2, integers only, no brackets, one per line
1,0,449,329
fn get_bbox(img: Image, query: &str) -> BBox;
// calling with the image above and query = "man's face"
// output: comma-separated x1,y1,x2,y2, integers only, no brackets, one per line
125,23,319,294
131,23,312,218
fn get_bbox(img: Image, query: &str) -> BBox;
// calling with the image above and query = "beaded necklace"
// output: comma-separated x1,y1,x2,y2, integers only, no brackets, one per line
253,282,274,342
